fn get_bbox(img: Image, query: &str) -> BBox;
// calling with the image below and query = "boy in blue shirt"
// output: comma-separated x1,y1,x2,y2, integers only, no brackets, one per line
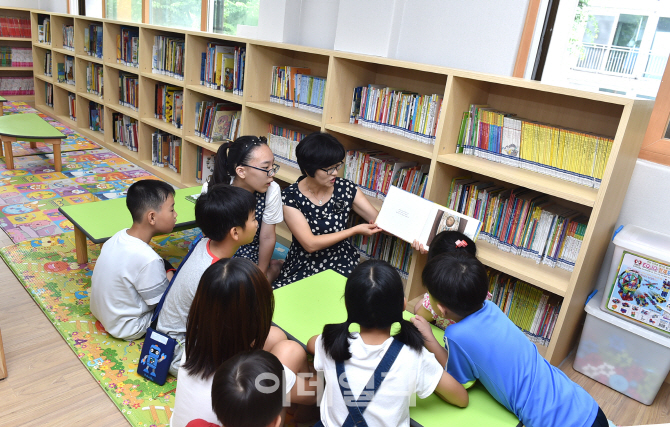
412,253,609,427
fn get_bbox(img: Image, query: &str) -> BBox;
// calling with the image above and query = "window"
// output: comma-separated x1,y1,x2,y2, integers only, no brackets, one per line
210,0,259,35
151,0,202,30
106,0,142,23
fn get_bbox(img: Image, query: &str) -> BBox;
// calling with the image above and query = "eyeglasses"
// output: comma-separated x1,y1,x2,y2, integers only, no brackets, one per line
319,163,344,175
241,163,281,177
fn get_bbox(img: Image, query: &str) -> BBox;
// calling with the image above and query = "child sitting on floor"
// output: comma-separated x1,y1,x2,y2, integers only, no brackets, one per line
186,350,286,427
413,253,609,427
413,231,490,330
157,183,286,377
307,259,468,427
90,179,177,341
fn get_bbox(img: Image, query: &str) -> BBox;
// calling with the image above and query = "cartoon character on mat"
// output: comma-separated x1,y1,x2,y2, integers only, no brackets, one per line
142,344,167,378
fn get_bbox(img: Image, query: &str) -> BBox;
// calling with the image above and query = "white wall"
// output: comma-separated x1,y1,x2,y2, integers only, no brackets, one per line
38,0,66,13
85,0,102,19
392,0,530,75
333,0,405,57
297,0,339,50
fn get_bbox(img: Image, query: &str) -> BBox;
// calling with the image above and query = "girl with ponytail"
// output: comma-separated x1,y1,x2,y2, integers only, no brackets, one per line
307,259,468,426
202,136,284,282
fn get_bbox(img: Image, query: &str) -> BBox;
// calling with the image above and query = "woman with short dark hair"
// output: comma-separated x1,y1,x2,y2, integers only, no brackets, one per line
273,132,382,288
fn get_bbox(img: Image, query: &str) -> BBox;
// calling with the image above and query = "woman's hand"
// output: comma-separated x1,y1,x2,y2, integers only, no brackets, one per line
353,222,383,236
412,240,428,255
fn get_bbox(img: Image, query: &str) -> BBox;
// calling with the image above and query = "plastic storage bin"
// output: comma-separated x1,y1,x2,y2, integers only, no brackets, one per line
575,294,670,405
601,225,670,336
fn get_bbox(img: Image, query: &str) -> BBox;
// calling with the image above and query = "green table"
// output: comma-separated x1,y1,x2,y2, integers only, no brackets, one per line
59,186,201,263
0,113,66,171
273,270,519,427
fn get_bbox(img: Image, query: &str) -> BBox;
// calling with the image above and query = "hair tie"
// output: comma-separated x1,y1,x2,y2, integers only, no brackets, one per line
455,240,468,248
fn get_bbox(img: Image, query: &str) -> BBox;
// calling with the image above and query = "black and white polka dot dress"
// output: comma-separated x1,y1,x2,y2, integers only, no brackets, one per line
234,190,264,263
273,177,358,289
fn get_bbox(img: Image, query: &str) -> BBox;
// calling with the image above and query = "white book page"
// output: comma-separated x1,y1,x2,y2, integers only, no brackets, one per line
375,186,434,244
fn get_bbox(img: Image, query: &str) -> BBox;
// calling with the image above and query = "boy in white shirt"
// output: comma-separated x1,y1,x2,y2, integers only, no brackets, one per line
90,179,178,340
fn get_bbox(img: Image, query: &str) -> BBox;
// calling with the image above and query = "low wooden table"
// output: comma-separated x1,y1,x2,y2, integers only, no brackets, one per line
0,113,66,171
58,186,201,264
273,270,519,427
0,95,6,116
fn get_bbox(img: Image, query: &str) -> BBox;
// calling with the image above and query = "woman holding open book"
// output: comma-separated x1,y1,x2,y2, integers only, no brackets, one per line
273,132,382,288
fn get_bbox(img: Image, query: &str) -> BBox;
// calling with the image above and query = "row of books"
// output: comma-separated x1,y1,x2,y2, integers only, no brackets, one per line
457,105,614,189
0,47,31,67
57,56,75,86
348,213,412,278
447,178,587,272
0,16,31,38
83,23,103,59
112,113,138,151
154,84,183,129
0,76,33,95
45,82,53,106
119,72,139,110
88,102,103,133
344,150,429,201
195,146,216,184
43,51,52,76
269,66,325,113
267,124,307,169
62,24,74,51
487,268,562,346
151,131,182,173
116,26,139,68
194,101,241,142
37,16,50,44
152,35,184,80
67,92,76,121
349,85,442,145
199,43,245,94
86,63,103,97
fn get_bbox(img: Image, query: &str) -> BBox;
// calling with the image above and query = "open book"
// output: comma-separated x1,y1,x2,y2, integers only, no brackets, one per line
376,186,482,250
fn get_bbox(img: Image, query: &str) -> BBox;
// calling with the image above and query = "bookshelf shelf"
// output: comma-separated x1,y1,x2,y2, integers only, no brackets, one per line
326,123,434,158
437,153,599,207
246,101,322,128
0,37,31,41
0,67,33,71
476,240,570,297
29,10,653,367
34,73,51,83
141,116,183,138
55,113,76,128
76,53,102,65
183,134,224,153
141,71,183,88
186,84,242,104
105,102,139,120
77,90,103,103
274,163,301,184
51,47,72,56
276,221,292,247
139,159,182,187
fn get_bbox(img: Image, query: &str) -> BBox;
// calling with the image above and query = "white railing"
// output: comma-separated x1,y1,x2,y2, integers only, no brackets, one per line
574,42,668,79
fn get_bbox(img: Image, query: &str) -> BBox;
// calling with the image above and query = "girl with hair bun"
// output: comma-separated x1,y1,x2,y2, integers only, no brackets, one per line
203,136,284,281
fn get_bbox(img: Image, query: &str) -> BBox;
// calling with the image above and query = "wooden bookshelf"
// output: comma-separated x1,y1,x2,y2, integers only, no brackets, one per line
31,11,653,367
0,8,35,103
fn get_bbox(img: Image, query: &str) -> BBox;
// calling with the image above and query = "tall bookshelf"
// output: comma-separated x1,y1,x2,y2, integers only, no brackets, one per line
0,7,34,103
30,11,653,366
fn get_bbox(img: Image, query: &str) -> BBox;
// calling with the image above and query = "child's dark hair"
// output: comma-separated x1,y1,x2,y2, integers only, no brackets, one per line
322,259,424,362
427,231,476,261
423,253,489,318
195,183,255,241
211,350,284,427
184,258,274,380
210,135,268,185
295,132,345,177
126,179,175,223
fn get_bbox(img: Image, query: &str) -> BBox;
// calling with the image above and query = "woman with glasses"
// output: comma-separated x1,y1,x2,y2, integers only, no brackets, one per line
273,132,382,288
202,136,284,282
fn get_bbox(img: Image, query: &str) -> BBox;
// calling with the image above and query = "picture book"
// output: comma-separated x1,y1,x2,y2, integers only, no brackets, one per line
375,186,482,250
57,63,65,83
211,110,236,141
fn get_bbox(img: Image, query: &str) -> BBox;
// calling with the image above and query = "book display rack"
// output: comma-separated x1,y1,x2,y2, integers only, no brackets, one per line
30,11,652,366
0,8,34,102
